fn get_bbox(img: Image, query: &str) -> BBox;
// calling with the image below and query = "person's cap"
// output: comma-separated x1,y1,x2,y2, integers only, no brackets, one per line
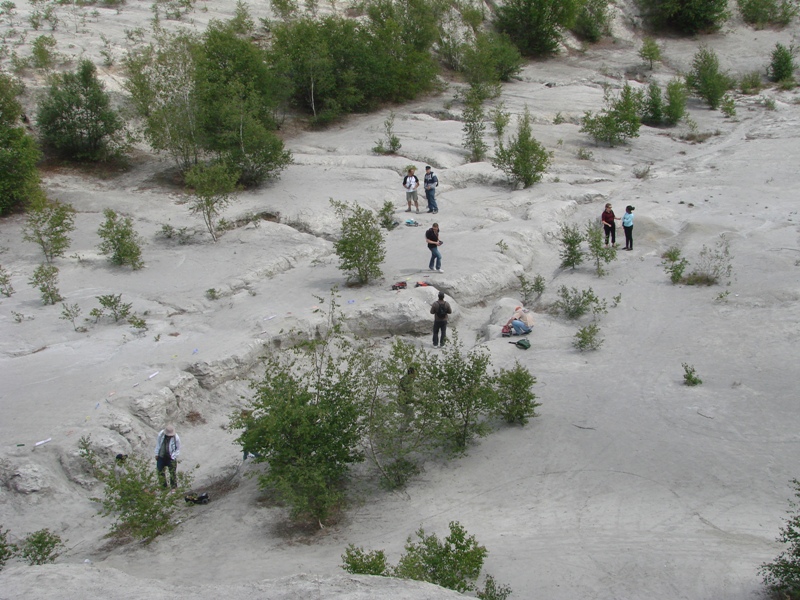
165,425,176,436
425,166,431,170
438,291,445,299
627,205,635,211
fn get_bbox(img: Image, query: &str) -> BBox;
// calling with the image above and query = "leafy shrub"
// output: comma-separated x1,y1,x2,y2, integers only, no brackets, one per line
478,575,513,600
22,198,76,263
341,545,390,576
559,222,585,269
581,83,642,146
663,78,688,125
760,478,800,597
97,208,144,269
378,200,398,230
682,362,702,386
18,529,64,565
685,235,733,285
28,264,62,305
661,246,689,283
638,0,729,34
185,162,239,242
491,361,539,425
519,273,545,304
494,0,579,57
720,94,737,117
739,70,763,94
554,286,607,319
585,219,617,276
462,31,523,84
639,37,662,69
462,85,488,162
394,522,488,593
96,294,132,322
572,0,611,42
0,526,17,571
60,302,84,332
738,0,799,26
331,200,385,284
31,34,57,69
372,111,402,155
768,43,796,84
83,445,192,541
574,322,604,351
640,81,664,125
492,106,552,187
685,46,735,110
36,60,126,161
0,265,14,297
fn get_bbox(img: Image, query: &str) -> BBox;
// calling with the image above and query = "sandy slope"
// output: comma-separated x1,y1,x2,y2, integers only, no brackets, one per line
2,1,800,598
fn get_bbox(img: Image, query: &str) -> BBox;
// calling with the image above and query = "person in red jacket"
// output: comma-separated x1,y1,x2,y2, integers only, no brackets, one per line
601,203,620,247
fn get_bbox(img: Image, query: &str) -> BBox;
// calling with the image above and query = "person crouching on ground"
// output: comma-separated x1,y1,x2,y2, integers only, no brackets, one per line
155,425,180,489
506,306,534,335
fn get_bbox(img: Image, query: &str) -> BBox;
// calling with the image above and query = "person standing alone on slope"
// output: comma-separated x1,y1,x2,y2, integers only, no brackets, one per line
430,291,451,348
426,222,443,272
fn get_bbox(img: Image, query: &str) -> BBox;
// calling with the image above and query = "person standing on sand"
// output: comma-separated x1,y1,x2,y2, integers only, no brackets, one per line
601,202,620,247
426,222,443,272
430,291,451,348
424,166,439,214
154,425,180,489
622,205,635,250
403,167,420,213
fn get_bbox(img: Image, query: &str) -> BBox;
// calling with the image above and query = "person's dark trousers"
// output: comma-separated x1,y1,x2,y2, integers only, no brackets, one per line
433,320,447,347
623,225,633,249
604,224,616,245
156,457,177,488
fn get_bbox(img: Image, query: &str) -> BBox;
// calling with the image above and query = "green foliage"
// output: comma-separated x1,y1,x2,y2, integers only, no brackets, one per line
585,219,617,276
685,235,733,285
661,246,689,283
0,526,17,571
462,85,488,162
768,43,796,84
378,200,398,230
685,46,735,110
372,111,402,155
720,94,736,117
572,0,611,42
184,162,239,242
555,285,607,319
341,544,390,576
18,529,64,565
573,322,603,351
495,0,579,56
22,198,76,263
518,273,545,304
558,222,585,270
639,36,662,69
663,78,688,125
738,0,799,26
682,362,702,385
462,31,523,84
29,264,62,305
97,209,144,269
739,70,763,94
31,34,57,69
637,0,729,34
489,103,510,139
60,302,84,331
331,199,386,284
394,521,487,593
36,59,126,161
82,445,192,541
128,314,147,331
96,293,132,322
0,265,14,297
760,479,800,597
581,83,642,146
640,81,664,125
492,106,552,188
491,361,539,425
477,574,513,600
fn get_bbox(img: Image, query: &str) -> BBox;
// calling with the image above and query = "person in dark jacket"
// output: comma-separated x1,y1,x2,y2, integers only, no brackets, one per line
430,291,452,348
426,223,443,272
423,166,439,213
154,425,181,489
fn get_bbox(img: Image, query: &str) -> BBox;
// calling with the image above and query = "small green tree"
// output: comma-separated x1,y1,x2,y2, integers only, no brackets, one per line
36,59,127,161
184,162,239,242
574,322,604,351
661,246,689,283
760,478,800,598
341,545,390,576
682,362,702,385
28,264,62,305
640,81,664,125
60,302,84,332
18,529,64,565
331,199,385,285
572,0,612,42
0,265,14,297
685,46,734,110
494,0,579,57
581,83,642,146
462,85,488,162
97,208,144,269
518,273,545,304
559,222,585,270
372,111,402,155
492,106,552,188
491,361,539,425
22,197,76,263
639,36,662,69
663,78,688,125
768,42,796,84
555,286,607,319
585,219,617,276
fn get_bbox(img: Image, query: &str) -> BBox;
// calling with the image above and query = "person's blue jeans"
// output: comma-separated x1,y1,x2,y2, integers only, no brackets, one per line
428,246,442,270
511,320,531,335
425,188,438,212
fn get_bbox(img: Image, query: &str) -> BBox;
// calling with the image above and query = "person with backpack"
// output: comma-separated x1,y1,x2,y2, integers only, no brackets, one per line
154,425,181,489
423,166,439,214
425,222,443,272
403,167,420,213
505,306,534,335
430,291,452,348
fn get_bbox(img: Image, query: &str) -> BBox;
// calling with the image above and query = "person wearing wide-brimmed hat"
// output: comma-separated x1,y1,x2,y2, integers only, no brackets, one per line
154,425,181,489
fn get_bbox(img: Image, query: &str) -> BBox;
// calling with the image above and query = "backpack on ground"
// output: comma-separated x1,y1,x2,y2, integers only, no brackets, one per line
436,301,448,318
509,338,531,350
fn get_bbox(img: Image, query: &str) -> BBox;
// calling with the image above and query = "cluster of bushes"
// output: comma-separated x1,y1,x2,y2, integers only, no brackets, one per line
660,236,733,286
0,526,65,570
230,297,539,525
